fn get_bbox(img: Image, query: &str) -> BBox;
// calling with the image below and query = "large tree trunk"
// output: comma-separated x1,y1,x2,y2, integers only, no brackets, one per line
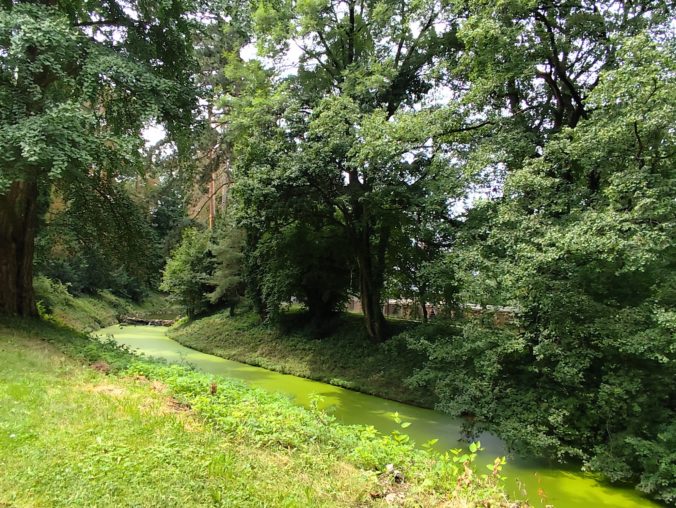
0,176,39,316
357,249,387,342
347,171,388,341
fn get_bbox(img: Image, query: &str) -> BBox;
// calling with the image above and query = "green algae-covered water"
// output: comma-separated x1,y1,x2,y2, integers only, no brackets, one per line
97,325,659,508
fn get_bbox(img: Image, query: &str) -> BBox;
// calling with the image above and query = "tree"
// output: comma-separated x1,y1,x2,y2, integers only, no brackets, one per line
410,30,675,502
447,0,673,167
148,175,194,260
35,177,162,300
229,0,471,339
207,220,246,316
386,171,464,321
160,227,212,318
0,0,197,315
247,220,353,323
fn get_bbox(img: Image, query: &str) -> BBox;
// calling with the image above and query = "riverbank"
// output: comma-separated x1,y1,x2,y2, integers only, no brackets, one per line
34,276,181,332
0,318,517,507
165,312,673,507
99,324,664,508
168,309,438,408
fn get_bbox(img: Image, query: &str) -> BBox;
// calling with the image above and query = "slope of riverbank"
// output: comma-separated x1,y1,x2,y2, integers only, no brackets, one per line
0,318,516,507
104,324,666,508
168,310,438,408
34,276,181,332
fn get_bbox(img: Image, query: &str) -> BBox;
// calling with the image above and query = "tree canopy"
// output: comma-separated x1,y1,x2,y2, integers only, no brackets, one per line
1,0,674,503
0,0,198,315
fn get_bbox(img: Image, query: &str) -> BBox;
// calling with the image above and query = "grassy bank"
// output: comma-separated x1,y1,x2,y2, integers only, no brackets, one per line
0,318,517,507
168,310,437,408
34,275,181,332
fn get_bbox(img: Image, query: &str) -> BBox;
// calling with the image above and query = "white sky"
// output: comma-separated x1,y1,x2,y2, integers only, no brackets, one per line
142,123,166,145
240,43,257,61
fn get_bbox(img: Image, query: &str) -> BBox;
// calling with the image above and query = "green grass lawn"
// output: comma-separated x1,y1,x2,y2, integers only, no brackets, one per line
0,319,515,508
0,324,375,507
168,310,438,408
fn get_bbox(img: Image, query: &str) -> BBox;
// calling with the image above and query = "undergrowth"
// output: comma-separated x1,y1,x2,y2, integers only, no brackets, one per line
34,275,181,332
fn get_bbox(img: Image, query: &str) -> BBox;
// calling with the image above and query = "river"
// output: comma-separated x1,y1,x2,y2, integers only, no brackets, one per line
97,324,659,508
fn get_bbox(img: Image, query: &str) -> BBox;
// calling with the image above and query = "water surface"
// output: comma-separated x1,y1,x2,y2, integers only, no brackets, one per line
97,325,659,508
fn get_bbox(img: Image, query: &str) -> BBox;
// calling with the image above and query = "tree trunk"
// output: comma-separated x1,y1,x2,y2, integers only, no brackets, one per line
357,250,387,342
0,176,39,316
347,171,388,341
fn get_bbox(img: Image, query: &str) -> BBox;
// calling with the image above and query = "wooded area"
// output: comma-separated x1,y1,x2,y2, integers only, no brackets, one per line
0,0,674,503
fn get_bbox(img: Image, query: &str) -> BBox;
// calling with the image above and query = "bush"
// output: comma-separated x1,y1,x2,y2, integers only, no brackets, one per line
160,227,213,318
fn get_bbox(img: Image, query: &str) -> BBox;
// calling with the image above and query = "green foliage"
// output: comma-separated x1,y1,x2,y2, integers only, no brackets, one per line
229,0,468,340
126,361,511,505
0,0,197,187
33,276,178,332
5,0,673,502
160,227,212,318
34,275,131,332
617,422,676,503
148,175,195,260
247,222,352,324
0,0,199,315
35,183,162,300
207,221,246,313
161,218,248,319
412,30,676,503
